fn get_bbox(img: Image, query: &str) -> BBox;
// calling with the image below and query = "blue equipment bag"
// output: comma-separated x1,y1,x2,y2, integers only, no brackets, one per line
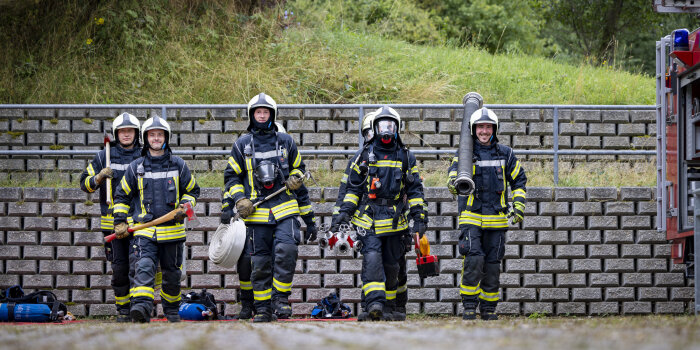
0,285,67,322
311,292,352,319
178,289,221,321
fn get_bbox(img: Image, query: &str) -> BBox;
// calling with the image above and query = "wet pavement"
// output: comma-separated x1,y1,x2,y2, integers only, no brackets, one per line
1,316,699,350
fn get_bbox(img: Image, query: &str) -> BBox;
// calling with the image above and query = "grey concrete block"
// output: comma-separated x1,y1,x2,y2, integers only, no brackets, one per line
588,216,618,230
619,187,652,201
589,301,619,315
23,246,54,259
512,109,540,122
588,244,618,258
559,122,587,136
618,124,645,136
39,260,70,274
505,259,536,273
620,244,651,258
6,231,37,244
605,287,635,301
11,119,40,132
72,260,104,275
500,122,527,135
653,244,671,258
539,288,569,301
0,187,21,202
622,301,652,314
500,273,520,288
523,273,554,287
604,258,635,273
538,230,568,244
635,230,666,244
571,202,602,216
601,110,629,123
631,136,655,149
57,188,87,202
630,110,655,123
622,273,652,286
586,187,618,201
495,302,520,315
573,136,601,149
8,202,39,216
538,202,569,216
528,122,553,136
504,244,520,259
654,273,686,287
620,216,651,229
23,274,55,289
602,136,630,149
556,273,586,287
24,217,55,231
655,302,686,314
571,230,601,244
523,302,553,315
27,159,56,171
555,245,585,259
603,230,633,244
604,202,635,216
522,245,553,258
636,202,656,215
571,259,602,273
554,187,586,202
26,132,56,146
522,216,553,230
670,287,694,301
437,121,461,134
512,135,541,148
538,259,569,273
528,187,553,201
636,258,667,272
572,288,602,301
506,230,536,244
505,288,536,301
423,302,454,315
543,135,572,149
0,245,21,259
637,287,668,301
423,108,452,121
588,123,616,136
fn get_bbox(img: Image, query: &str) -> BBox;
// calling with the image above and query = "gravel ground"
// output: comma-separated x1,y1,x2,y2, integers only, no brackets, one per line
1,316,699,350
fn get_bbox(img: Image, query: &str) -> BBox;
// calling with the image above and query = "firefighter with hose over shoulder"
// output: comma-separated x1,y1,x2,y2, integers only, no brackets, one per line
447,100,527,321
221,93,318,322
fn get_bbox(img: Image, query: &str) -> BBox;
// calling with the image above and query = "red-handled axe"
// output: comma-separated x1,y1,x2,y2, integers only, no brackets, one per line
104,131,112,206
105,202,198,242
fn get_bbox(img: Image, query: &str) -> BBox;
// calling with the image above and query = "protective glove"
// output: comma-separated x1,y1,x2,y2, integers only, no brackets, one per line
412,219,426,239
285,175,303,191
330,212,350,232
508,202,525,224
236,198,254,219
301,214,318,243
447,177,457,195
221,207,233,224
174,203,189,221
95,167,114,185
114,222,130,239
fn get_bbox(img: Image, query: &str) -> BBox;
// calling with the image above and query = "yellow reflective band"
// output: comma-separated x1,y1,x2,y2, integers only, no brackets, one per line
272,200,300,219
343,193,359,205
478,290,500,302
84,176,94,193
299,205,312,216
513,188,526,199
332,206,340,215
228,156,242,174
458,211,508,228
137,177,146,219
340,173,348,184
510,160,521,179
448,171,457,177
351,162,362,174
160,290,181,303
273,278,293,292
460,283,481,296
374,160,402,168
386,290,397,300
87,163,96,176
120,177,131,195
293,152,302,168
230,184,244,196
114,294,130,305
173,175,180,210
155,271,162,286
362,282,386,295
254,289,272,301
467,194,474,207
186,176,196,192
290,169,303,178
411,165,419,174
113,203,130,215
181,194,197,207
246,158,256,200
130,286,155,299
240,281,253,290
408,198,424,208
451,157,458,165
397,284,408,293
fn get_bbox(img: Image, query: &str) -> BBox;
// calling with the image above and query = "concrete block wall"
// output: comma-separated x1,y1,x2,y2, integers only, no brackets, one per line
0,186,692,317
0,107,656,179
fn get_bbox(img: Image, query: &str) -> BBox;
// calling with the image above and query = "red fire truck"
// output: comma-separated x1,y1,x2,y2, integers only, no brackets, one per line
655,1,700,280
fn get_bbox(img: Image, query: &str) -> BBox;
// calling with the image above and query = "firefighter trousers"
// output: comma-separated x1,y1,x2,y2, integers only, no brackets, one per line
458,225,505,311
237,228,254,304
250,217,301,312
130,237,184,316
104,231,131,315
358,232,405,310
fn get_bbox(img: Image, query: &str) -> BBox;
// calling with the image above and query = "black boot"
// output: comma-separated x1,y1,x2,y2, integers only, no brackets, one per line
253,308,277,323
130,303,151,323
357,311,369,322
368,303,383,321
463,300,478,320
235,300,255,320
481,310,498,321
393,305,407,321
273,299,292,319
383,300,396,321
116,310,131,323
165,313,181,323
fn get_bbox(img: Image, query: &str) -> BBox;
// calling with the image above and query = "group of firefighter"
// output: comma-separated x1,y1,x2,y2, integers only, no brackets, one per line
79,92,527,323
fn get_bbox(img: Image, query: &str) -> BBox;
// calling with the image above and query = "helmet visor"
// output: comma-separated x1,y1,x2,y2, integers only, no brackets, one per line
375,119,397,135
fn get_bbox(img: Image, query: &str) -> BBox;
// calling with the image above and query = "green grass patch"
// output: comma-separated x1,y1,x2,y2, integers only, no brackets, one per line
0,1,653,105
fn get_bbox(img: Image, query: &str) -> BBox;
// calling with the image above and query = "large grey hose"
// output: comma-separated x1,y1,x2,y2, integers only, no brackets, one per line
454,92,483,196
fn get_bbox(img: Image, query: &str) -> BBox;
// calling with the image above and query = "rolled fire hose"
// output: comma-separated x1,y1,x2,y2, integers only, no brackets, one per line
454,92,483,196
208,219,247,268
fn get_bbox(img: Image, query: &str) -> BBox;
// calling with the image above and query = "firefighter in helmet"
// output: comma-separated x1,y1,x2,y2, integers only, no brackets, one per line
113,115,200,323
447,107,527,320
221,93,317,322
79,112,142,322
334,106,426,321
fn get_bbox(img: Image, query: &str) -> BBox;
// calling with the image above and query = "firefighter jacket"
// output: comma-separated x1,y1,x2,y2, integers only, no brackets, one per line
112,150,200,243
448,141,527,230
79,144,142,231
222,129,311,224
339,141,426,236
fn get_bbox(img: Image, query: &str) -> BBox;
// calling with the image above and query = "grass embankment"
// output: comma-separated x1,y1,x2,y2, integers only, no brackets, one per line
0,1,657,188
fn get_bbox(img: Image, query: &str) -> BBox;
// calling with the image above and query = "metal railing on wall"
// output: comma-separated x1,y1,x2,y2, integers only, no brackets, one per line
0,104,657,185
